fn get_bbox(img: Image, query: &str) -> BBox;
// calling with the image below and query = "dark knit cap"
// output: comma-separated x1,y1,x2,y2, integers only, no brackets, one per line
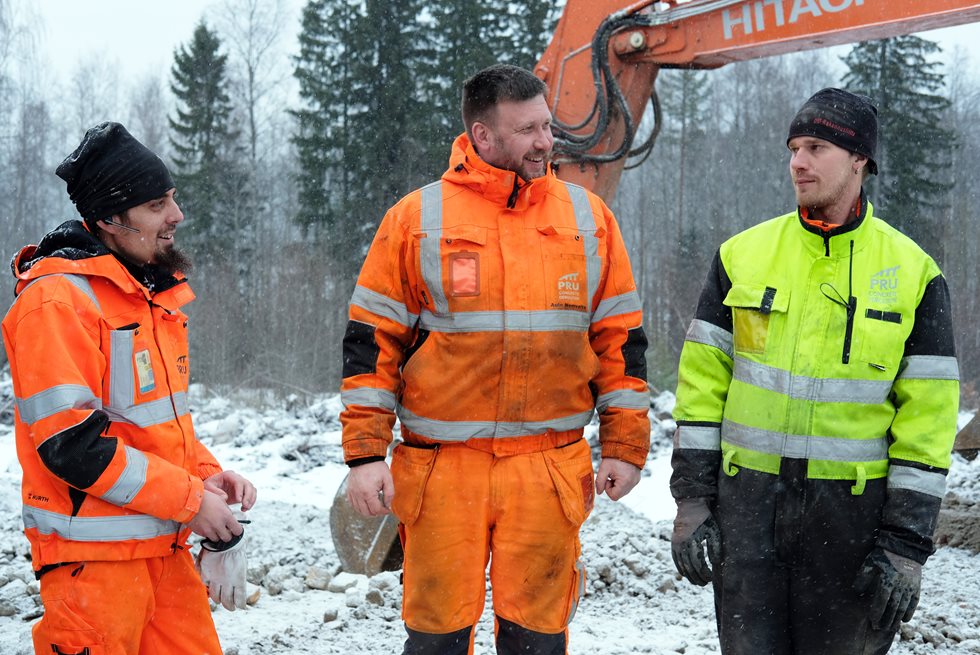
787,88,878,175
56,122,175,222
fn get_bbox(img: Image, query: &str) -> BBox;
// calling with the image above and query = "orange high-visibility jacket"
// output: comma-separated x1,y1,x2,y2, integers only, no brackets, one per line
341,134,650,467
2,221,220,570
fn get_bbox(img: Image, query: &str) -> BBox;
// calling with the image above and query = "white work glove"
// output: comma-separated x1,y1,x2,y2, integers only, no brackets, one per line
195,530,248,611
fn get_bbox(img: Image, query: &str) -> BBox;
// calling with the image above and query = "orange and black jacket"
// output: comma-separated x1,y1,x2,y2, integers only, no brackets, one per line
2,220,220,570
341,134,650,467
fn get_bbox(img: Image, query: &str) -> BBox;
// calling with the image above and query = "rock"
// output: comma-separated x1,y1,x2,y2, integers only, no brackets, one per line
323,606,340,622
328,571,363,593
345,586,366,607
657,577,677,594
369,571,399,592
247,588,262,606
305,566,331,590
366,588,384,606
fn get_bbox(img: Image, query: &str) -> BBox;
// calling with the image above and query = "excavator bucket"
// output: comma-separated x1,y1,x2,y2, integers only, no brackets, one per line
954,414,980,460
329,473,403,576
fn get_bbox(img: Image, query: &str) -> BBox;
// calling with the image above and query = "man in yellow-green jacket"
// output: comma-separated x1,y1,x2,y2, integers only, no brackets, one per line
670,88,958,655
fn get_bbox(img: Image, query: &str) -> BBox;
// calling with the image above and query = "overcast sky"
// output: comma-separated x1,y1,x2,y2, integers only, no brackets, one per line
30,1,980,85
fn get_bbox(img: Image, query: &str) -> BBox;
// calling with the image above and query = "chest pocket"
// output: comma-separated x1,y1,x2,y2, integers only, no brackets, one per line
416,225,488,315
857,307,908,373
723,284,789,356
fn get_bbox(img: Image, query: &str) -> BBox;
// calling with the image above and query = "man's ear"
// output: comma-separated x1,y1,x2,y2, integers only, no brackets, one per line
100,215,123,234
470,121,492,152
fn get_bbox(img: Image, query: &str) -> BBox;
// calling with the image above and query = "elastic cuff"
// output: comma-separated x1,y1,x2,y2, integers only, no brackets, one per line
347,456,385,468
175,475,205,523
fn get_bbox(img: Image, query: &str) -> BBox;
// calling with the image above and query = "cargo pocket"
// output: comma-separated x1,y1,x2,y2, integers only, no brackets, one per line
34,599,106,655
542,439,595,526
723,284,788,356
390,443,439,527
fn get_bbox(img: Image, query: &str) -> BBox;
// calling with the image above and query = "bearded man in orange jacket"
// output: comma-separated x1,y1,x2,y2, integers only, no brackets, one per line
2,122,256,654
340,64,651,654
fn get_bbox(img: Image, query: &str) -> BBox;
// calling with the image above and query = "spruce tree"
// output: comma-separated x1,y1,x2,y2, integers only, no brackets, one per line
842,36,955,259
169,21,243,251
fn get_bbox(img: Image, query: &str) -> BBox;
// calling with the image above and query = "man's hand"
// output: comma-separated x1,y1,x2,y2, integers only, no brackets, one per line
671,497,721,587
187,490,243,542
595,458,641,501
204,470,257,511
346,461,394,517
196,531,248,611
854,547,922,631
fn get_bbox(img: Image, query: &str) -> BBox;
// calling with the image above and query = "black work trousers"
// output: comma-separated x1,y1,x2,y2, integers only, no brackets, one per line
712,459,899,655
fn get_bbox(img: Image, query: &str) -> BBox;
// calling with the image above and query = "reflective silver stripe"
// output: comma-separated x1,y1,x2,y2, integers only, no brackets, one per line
63,274,102,312
685,319,733,359
172,391,190,418
22,505,180,542
722,419,889,462
674,424,721,450
15,384,101,425
18,273,102,313
103,396,180,429
101,446,148,506
596,389,649,413
592,291,642,324
341,387,398,411
734,357,892,404
564,182,600,311
397,406,594,440
110,328,136,409
419,308,589,333
350,286,418,329
898,355,960,381
888,465,947,498
420,181,450,315
567,558,586,624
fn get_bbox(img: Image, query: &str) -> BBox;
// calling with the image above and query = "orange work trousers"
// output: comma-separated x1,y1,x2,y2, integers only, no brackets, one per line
391,438,594,654
33,549,221,655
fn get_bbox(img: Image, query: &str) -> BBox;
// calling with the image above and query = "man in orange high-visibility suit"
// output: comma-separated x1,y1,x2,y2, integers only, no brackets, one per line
3,122,257,655
341,64,651,655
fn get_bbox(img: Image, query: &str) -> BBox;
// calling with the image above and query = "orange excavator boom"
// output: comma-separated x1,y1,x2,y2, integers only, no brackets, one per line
537,0,980,201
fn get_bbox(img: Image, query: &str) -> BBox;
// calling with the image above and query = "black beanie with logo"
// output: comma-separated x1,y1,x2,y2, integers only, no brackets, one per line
787,88,878,175
56,122,174,224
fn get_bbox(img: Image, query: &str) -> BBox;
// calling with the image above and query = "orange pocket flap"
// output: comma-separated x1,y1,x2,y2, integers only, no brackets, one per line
542,440,595,526
390,443,439,527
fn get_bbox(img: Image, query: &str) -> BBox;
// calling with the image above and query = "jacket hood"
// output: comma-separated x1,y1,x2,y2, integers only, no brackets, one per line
13,220,110,275
443,133,557,209
10,219,188,300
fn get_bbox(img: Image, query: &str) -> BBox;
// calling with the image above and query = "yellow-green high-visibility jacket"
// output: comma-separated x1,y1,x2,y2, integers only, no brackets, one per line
671,194,958,562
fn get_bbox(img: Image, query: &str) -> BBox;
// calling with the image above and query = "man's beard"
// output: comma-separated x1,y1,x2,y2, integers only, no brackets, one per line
156,246,193,277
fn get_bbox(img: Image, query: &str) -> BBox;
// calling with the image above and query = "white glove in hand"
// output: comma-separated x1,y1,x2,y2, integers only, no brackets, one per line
195,531,248,611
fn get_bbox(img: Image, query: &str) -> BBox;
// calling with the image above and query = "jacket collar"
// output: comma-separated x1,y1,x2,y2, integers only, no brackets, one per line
11,220,192,308
442,133,557,210
796,189,874,258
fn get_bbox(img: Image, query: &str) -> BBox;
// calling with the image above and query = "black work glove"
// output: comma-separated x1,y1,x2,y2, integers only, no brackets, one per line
853,547,922,631
671,497,721,587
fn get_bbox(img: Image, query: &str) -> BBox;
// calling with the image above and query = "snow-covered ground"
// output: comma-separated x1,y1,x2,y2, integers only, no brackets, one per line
0,374,978,654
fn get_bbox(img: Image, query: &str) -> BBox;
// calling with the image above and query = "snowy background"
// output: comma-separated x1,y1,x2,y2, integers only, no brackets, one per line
0,370,978,654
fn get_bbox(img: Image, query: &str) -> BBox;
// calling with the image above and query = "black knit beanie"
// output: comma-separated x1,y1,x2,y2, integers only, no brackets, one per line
56,122,175,223
787,88,878,175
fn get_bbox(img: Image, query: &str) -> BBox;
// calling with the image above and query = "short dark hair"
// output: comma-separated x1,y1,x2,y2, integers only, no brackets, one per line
461,64,548,138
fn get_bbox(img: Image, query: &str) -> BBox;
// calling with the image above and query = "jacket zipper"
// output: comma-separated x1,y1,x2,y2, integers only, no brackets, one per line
841,239,856,364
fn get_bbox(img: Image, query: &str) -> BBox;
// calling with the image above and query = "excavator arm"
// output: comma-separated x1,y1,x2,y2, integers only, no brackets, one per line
537,0,980,201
